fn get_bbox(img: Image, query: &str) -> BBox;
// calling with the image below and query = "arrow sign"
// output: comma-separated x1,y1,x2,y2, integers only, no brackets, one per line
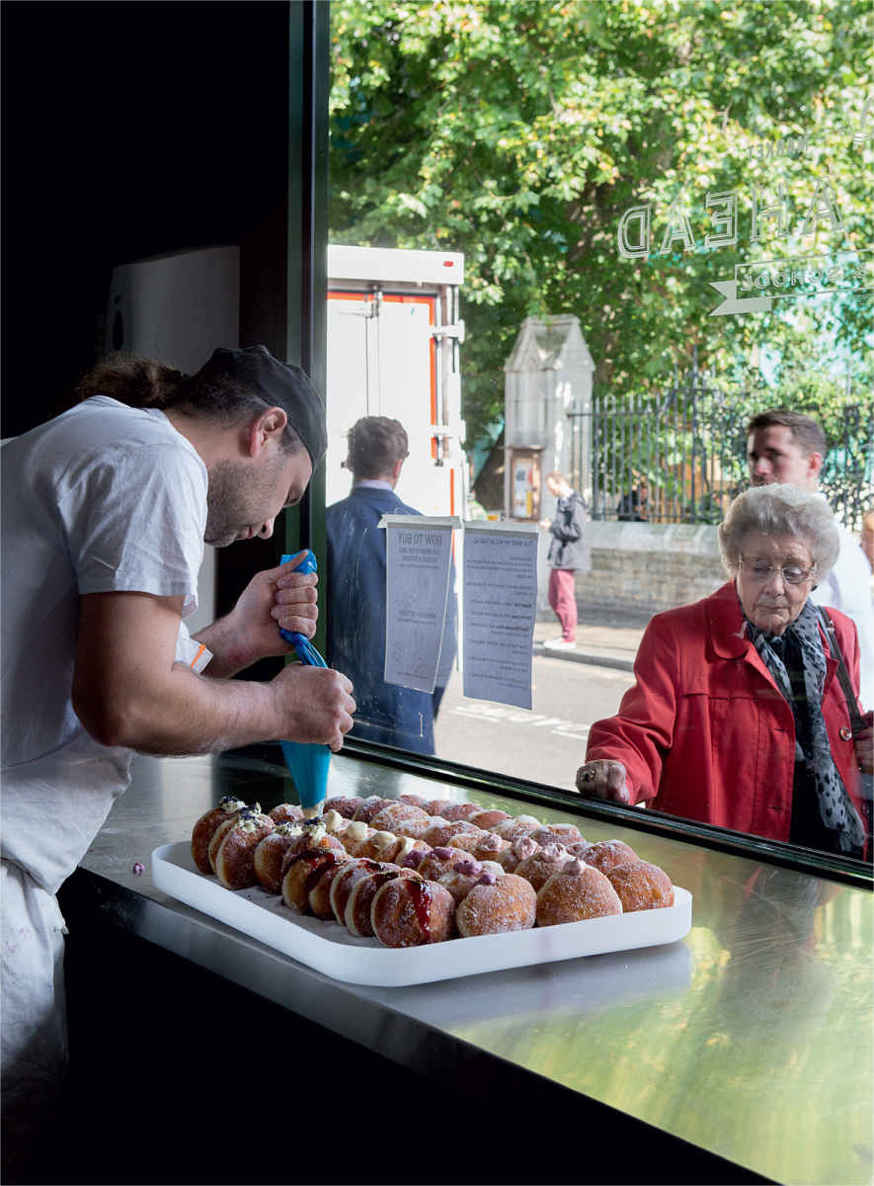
709,280,772,316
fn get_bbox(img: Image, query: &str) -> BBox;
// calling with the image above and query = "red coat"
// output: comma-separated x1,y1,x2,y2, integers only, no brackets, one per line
586,582,865,843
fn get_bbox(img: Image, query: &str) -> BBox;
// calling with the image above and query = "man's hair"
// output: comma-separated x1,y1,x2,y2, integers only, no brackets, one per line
546,471,571,486
345,416,409,479
745,409,827,458
76,353,305,456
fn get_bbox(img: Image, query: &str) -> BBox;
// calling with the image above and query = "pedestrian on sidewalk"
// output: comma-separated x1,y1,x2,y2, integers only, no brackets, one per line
540,471,590,650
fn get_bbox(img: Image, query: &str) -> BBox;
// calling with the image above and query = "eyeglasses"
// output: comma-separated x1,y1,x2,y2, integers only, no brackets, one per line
739,557,817,586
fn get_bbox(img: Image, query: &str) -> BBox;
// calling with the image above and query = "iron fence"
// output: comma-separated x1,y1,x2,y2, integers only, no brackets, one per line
569,364,874,531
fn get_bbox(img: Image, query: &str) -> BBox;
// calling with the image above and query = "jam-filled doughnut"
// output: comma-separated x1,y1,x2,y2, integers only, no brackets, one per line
536,859,622,926
269,802,305,824
352,796,394,822
441,829,486,855
390,816,434,841
530,823,584,847
281,848,347,913
214,809,275,890
514,842,572,892
466,831,513,867
469,809,510,830
329,859,383,924
371,878,456,947
369,801,431,833
191,796,248,874
278,820,347,874
254,822,305,894
415,846,466,881
423,818,479,847
455,873,537,937
488,815,542,843
439,802,484,822
581,839,638,874
606,860,674,912
345,865,420,937
323,796,361,819
399,793,432,810
433,855,489,904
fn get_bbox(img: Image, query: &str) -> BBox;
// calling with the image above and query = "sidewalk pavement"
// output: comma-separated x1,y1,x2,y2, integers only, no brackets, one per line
533,617,645,672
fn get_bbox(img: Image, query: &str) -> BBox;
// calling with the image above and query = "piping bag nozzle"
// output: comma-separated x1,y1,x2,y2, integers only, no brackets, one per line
278,551,330,815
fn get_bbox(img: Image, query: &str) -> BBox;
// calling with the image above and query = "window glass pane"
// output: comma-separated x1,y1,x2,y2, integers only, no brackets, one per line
326,0,874,863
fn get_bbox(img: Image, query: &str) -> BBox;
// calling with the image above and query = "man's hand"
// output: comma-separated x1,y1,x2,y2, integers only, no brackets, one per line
270,665,356,752
575,759,632,805
195,552,318,676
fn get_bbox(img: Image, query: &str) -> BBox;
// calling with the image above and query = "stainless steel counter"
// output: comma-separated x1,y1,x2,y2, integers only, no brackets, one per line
76,750,872,1186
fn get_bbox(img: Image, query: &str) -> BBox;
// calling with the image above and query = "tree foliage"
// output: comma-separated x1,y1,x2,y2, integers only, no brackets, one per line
329,0,874,451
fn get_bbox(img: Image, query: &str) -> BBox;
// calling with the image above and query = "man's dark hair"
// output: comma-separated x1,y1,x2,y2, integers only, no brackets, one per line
76,352,306,456
345,416,409,479
745,408,827,458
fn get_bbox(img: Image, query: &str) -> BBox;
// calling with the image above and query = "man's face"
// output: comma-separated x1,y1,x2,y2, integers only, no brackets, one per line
204,446,312,547
746,424,820,491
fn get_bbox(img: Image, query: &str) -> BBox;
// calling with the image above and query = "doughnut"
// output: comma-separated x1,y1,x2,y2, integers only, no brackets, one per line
469,809,510,829
416,846,466,881
513,843,572,892
281,848,347,913
352,829,408,863
308,856,367,920
371,878,456,947
323,796,361,818
369,801,431,833
488,815,542,843
334,819,373,852
455,873,537,937
581,840,638,874
606,861,674,912
391,816,434,841
345,865,420,937
501,835,545,873
439,802,484,822
278,820,347,875
319,809,351,837
352,796,394,822
214,809,275,890
253,822,306,893
191,796,248,874
399,793,432,810
564,840,594,859
424,799,456,817
467,832,513,867
390,834,431,863
536,859,622,926
530,823,584,847
434,855,488,904
441,830,486,855
270,802,305,824
423,818,479,847
330,859,383,924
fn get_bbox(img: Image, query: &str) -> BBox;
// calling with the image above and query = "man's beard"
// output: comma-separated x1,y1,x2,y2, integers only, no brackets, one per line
204,459,252,547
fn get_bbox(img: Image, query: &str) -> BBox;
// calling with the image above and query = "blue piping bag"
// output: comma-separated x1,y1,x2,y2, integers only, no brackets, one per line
278,550,331,817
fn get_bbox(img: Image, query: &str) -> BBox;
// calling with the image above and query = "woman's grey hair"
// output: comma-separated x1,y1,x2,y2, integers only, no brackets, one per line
718,484,840,577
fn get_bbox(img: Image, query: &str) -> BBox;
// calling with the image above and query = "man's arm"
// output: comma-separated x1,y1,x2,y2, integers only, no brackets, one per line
72,591,354,754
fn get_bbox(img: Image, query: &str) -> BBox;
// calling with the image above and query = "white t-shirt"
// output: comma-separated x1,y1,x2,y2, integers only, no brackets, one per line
811,521,874,712
1,397,208,892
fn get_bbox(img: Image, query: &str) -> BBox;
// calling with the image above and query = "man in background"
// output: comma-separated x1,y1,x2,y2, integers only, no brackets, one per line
326,416,456,754
746,408,874,708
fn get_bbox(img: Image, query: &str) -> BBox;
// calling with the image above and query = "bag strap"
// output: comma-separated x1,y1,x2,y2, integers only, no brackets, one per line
817,605,864,732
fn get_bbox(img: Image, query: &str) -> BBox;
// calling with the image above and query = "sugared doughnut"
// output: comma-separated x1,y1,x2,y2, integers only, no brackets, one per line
501,835,542,873
352,796,394,822
369,801,431,833
455,873,537,937
399,793,431,810
345,866,420,937
391,835,431,864
424,799,456,817
581,839,638,874
530,823,584,847
434,855,488,904
441,829,487,855
329,859,382,924
416,846,466,881
214,809,275,890
467,832,514,867
391,816,434,841
371,878,456,947
323,796,361,818
270,802,305,824
513,842,572,892
281,848,347,913
353,829,407,863
536,859,622,926
254,822,306,893
440,802,484,822
488,815,542,843
606,861,674,912
191,796,248,874
278,821,347,875
469,809,510,829
307,855,364,919
564,840,593,859
423,818,479,847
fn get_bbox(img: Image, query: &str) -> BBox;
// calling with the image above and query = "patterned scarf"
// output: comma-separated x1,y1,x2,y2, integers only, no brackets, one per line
745,598,866,856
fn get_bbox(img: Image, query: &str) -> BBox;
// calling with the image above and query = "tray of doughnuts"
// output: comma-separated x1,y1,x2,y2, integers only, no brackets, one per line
152,794,692,987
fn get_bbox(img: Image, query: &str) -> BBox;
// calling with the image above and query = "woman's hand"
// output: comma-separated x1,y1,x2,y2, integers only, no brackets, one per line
575,759,632,805
854,710,873,775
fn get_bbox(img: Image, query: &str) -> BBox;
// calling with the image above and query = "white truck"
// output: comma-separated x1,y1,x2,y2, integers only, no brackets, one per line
106,242,467,626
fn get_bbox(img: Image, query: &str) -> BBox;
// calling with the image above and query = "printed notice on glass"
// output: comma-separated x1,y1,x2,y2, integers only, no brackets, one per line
462,522,539,709
380,515,459,693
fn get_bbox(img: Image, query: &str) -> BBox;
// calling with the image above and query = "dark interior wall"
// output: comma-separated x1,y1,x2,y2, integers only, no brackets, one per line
1,0,292,438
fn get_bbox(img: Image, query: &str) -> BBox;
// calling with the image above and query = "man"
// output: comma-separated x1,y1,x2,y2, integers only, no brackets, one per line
326,416,456,755
746,408,874,709
539,470,590,650
1,345,355,1177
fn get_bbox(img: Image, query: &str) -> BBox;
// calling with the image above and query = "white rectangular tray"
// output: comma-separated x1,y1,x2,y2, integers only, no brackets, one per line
152,842,692,987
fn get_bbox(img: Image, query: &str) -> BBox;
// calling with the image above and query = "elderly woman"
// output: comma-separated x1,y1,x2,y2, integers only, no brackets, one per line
577,484,871,857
